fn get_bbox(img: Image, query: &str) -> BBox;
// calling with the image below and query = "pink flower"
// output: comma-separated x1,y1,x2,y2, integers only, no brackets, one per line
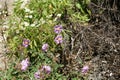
54,35,63,44
22,39,30,47
34,65,51,79
34,70,41,79
81,65,89,74
42,65,51,74
42,43,49,52
20,58,29,71
54,25,63,34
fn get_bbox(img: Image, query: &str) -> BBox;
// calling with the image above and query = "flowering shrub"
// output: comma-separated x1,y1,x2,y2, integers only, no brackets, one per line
2,0,90,80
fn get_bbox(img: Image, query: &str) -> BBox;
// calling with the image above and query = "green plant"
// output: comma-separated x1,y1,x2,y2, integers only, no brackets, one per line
3,0,91,79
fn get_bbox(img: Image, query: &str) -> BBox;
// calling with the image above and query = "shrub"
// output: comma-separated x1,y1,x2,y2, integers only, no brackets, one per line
3,0,90,79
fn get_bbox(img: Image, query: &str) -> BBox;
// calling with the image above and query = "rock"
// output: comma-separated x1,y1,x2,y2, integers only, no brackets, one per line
0,0,14,15
0,55,7,70
0,32,7,70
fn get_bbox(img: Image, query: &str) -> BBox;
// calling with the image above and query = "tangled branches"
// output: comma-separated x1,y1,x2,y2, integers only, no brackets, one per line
59,0,120,79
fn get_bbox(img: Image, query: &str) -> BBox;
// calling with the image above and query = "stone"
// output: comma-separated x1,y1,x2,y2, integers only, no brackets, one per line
0,0,14,15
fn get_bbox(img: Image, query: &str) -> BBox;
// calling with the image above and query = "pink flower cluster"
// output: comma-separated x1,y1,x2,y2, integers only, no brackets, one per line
54,25,63,44
54,25,63,34
20,25,63,78
20,58,51,79
54,35,63,44
34,65,51,79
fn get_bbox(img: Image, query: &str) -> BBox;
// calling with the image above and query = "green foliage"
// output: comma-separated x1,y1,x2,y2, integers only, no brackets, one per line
70,0,91,23
2,0,91,79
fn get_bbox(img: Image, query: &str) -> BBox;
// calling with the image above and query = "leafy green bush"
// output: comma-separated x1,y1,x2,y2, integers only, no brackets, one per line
3,0,90,79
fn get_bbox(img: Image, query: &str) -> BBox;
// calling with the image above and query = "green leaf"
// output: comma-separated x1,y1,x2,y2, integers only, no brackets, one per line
33,40,37,47
76,3,81,9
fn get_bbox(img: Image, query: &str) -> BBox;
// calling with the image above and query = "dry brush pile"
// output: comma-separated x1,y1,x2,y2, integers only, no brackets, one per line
59,0,120,79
